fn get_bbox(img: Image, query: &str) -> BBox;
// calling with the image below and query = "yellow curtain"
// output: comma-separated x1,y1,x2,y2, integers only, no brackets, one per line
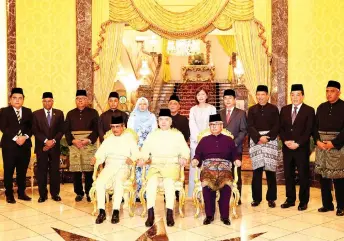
93,23,125,113
92,0,109,55
161,38,171,82
109,0,254,39
217,35,236,82
233,20,271,103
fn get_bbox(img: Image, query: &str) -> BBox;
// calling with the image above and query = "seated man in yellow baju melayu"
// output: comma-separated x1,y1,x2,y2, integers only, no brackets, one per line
91,116,140,224
138,109,190,227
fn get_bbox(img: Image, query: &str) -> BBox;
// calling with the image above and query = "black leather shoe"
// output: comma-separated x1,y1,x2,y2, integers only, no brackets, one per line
18,194,32,201
281,201,295,209
298,203,308,211
251,201,260,207
221,217,231,225
336,208,344,216
75,195,83,202
166,209,175,227
145,208,155,227
38,197,46,203
203,216,214,225
6,196,16,204
111,210,120,224
318,206,334,212
86,195,91,202
52,195,62,202
95,209,106,224
268,200,276,208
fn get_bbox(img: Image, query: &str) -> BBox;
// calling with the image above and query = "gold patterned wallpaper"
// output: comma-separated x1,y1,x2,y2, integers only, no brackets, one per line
16,0,77,114
288,0,344,108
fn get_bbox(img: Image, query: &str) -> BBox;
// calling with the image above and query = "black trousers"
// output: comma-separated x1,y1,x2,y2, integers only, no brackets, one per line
36,148,60,198
252,167,277,202
232,152,243,198
73,171,93,196
2,146,31,197
283,149,310,204
320,176,344,209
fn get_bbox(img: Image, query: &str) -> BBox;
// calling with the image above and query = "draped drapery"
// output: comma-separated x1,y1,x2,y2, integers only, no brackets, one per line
109,0,254,39
161,38,171,82
217,35,236,81
234,20,271,103
92,0,109,55
93,23,124,112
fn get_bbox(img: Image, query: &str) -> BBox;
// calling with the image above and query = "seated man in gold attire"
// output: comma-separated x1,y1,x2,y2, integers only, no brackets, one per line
138,109,190,227
91,116,140,224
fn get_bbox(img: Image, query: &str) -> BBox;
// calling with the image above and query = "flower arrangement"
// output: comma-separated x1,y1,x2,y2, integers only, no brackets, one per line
191,53,205,65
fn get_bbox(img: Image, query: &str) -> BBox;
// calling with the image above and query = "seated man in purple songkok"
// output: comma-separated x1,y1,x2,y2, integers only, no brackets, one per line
191,114,241,226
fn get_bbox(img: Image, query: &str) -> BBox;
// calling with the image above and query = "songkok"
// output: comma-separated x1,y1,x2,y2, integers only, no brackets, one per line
42,92,53,99
111,116,124,124
169,94,180,102
159,108,171,117
291,84,304,92
256,85,268,93
11,88,24,95
327,80,341,90
223,89,236,97
108,91,119,99
76,90,87,97
209,114,222,123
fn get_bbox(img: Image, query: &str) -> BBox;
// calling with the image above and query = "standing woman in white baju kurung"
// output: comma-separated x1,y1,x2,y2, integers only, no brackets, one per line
127,97,157,199
188,87,216,197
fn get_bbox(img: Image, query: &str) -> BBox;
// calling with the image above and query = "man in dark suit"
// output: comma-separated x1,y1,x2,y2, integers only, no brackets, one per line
280,84,315,211
0,88,33,203
219,89,247,203
32,92,64,203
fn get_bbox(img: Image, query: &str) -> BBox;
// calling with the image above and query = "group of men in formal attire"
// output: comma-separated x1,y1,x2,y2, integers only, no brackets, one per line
0,79,343,229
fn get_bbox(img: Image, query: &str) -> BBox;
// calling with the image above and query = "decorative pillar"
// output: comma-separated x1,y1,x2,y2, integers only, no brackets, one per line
6,0,16,96
76,0,93,103
271,0,288,184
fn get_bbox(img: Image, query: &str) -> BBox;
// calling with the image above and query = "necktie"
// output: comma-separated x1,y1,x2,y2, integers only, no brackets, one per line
226,109,231,123
16,110,22,136
47,111,51,126
292,106,297,124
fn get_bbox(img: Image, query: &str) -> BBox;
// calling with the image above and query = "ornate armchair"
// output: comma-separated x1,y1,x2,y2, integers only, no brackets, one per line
89,161,137,217
89,128,139,217
192,128,241,219
139,161,186,218
193,166,240,219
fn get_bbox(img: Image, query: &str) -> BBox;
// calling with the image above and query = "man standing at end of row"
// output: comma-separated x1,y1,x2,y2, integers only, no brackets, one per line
65,90,99,202
248,85,279,208
314,80,344,216
280,84,315,211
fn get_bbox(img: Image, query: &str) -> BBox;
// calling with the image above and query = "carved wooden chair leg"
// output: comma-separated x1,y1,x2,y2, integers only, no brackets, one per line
140,188,147,217
178,188,186,218
89,187,97,216
128,188,135,217
193,188,202,218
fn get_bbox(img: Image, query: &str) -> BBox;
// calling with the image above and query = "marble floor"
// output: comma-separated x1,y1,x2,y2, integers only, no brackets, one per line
0,184,344,241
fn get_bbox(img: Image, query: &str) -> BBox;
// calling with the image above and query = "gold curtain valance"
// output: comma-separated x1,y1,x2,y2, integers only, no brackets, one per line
109,0,254,39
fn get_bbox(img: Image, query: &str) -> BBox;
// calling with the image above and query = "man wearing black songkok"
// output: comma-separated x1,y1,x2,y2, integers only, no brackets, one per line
279,84,315,211
314,80,344,216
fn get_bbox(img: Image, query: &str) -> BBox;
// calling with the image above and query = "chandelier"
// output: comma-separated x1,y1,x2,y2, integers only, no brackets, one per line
167,39,201,56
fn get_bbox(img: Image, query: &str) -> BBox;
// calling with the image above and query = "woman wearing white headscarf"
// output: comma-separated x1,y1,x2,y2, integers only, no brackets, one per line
128,97,157,198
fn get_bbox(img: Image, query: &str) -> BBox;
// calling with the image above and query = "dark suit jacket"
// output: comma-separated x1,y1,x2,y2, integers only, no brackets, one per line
0,106,33,149
219,107,248,154
32,108,64,154
279,103,315,152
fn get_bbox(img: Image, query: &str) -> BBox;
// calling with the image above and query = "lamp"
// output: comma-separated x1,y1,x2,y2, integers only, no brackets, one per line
139,59,150,76
234,58,244,84
167,39,200,56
